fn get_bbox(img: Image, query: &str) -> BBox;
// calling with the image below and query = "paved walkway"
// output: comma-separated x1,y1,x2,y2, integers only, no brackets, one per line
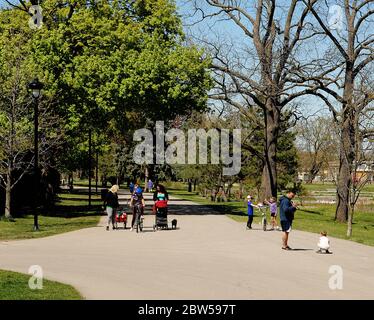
1,192,373,299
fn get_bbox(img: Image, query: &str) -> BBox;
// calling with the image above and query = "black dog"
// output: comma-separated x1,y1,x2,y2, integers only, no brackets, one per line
171,219,177,229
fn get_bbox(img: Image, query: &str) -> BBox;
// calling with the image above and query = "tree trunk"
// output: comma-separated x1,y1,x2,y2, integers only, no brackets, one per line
239,180,244,199
260,105,280,201
221,187,228,202
88,129,92,208
5,173,12,219
144,165,149,191
95,150,99,194
347,205,353,237
335,148,350,222
335,65,355,223
193,179,197,192
188,179,192,192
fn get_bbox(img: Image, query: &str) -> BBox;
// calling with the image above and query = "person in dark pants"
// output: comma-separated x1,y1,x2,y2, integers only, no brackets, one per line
130,186,145,231
279,190,298,250
246,195,258,229
104,185,120,231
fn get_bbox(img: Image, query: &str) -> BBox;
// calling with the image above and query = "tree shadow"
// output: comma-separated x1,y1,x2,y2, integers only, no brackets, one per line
42,205,104,218
166,203,243,215
297,208,322,215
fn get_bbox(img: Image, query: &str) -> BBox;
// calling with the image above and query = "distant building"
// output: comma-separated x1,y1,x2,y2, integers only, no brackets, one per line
298,161,374,183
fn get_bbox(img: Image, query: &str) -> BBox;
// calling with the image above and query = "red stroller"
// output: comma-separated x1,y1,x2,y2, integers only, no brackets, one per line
115,208,127,229
153,200,168,230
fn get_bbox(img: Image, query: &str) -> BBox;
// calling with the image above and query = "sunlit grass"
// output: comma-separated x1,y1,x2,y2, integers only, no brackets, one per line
0,270,82,300
170,188,374,247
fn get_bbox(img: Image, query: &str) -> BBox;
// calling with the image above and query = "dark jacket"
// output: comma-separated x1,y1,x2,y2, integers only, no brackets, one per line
279,195,296,222
104,191,119,208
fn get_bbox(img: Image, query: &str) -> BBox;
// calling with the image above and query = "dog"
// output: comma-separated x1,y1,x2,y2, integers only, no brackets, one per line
171,219,177,229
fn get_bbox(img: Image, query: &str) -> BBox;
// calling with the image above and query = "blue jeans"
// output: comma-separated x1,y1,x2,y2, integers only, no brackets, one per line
106,206,116,226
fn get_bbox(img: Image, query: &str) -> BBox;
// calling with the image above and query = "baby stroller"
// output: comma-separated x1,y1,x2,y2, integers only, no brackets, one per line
153,200,168,230
115,207,127,229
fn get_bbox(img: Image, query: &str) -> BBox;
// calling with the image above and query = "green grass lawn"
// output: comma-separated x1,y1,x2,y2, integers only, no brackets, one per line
169,187,374,247
0,215,100,241
0,192,101,241
0,270,82,300
57,192,102,206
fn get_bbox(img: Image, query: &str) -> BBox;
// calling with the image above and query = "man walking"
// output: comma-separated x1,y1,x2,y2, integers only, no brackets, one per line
279,190,297,250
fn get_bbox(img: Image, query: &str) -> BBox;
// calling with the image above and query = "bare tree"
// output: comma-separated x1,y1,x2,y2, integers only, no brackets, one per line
300,0,374,222
188,0,332,200
296,116,339,183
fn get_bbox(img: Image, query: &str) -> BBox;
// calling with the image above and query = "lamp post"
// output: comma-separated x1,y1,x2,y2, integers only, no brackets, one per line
28,78,43,231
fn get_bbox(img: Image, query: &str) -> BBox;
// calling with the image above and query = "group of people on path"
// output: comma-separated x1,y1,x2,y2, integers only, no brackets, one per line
103,184,330,253
246,190,331,253
103,182,168,231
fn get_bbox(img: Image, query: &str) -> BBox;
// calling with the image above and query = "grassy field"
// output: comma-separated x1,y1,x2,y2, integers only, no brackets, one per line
0,270,82,300
0,192,101,241
168,185,374,247
0,215,100,241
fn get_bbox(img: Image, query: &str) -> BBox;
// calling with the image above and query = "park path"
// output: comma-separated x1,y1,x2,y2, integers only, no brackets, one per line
0,191,373,299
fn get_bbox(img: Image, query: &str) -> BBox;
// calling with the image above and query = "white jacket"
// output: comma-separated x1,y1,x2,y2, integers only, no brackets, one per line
318,236,330,250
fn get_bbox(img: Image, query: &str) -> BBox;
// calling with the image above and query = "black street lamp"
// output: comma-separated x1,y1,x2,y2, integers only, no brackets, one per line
28,78,43,231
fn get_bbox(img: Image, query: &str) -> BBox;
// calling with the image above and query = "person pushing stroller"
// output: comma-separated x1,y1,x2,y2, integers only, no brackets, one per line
153,184,169,229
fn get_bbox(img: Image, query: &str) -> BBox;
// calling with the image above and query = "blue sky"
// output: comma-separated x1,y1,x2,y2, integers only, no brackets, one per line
175,0,333,117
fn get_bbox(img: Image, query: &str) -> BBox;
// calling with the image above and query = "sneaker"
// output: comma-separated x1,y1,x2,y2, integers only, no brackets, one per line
130,227,133,231
106,226,109,231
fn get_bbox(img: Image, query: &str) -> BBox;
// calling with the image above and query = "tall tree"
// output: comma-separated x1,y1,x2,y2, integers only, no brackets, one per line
191,0,322,200
0,10,34,219
304,0,374,222
31,0,211,181
0,8,63,218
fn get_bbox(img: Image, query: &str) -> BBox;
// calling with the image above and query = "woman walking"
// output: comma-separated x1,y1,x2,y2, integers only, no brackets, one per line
104,185,120,231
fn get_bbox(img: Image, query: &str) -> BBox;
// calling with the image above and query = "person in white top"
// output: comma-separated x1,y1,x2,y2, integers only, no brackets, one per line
317,231,331,254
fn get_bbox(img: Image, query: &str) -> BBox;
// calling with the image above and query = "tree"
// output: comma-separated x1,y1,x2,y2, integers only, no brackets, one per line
0,10,34,219
30,0,211,184
303,0,374,222
190,0,323,200
347,99,374,236
0,8,63,218
296,116,338,183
